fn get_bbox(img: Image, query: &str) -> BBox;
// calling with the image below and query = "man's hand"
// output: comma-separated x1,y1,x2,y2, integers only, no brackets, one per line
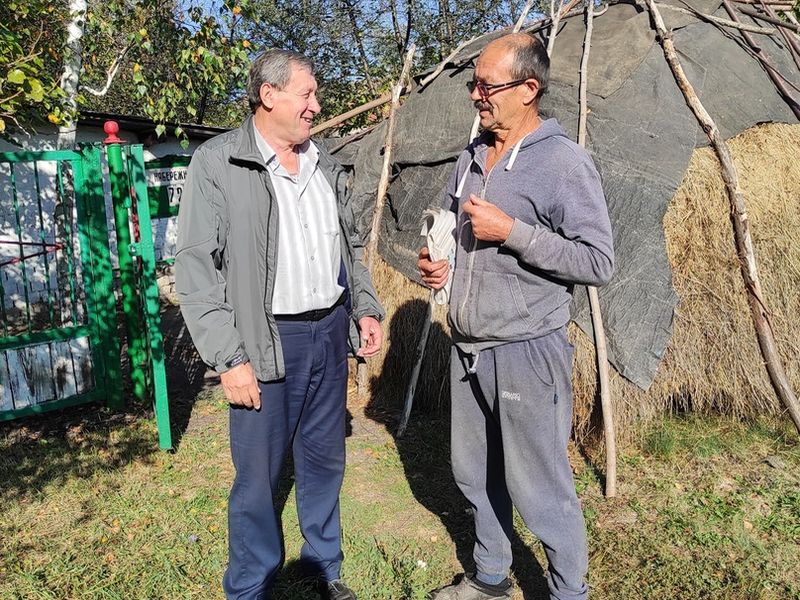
418,246,450,290
356,316,383,358
220,362,261,410
463,194,514,243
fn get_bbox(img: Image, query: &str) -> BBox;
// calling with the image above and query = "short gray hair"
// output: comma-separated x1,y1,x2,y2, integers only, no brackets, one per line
502,34,550,99
246,49,315,113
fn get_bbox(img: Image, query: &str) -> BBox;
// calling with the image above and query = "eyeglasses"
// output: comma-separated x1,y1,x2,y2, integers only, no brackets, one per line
466,78,528,97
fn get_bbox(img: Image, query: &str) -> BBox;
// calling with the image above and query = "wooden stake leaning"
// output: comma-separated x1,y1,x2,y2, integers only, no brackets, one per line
575,0,617,498
312,93,393,136
720,1,800,120
758,1,800,71
655,3,776,34
738,6,800,32
397,290,434,437
644,0,800,434
358,45,416,397
366,45,416,270
514,0,537,32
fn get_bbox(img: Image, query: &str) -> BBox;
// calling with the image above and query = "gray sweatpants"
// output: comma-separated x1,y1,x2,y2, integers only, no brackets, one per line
450,327,589,600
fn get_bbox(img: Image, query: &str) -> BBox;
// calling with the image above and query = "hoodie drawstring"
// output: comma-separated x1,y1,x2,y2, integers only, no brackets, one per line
505,136,527,171
454,163,473,200
467,350,481,375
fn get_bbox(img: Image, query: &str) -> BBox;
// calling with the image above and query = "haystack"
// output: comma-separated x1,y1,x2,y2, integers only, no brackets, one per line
364,122,800,445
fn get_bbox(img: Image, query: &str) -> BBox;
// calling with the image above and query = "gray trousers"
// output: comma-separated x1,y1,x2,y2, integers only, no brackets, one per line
450,327,589,600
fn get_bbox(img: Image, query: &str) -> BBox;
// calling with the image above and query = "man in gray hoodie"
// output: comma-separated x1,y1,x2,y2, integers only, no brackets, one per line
418,34,614,600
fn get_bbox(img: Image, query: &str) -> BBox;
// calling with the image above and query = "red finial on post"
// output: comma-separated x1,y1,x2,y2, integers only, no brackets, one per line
103,120,124,144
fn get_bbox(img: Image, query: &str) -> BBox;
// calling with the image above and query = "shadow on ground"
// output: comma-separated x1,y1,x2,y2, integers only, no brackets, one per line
0,405,158,501
365,298,550,600
160,303,222,447
0,303,218,501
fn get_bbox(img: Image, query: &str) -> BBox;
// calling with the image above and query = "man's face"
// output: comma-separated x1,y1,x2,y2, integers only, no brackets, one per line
470,44,530,133
263,64,321,145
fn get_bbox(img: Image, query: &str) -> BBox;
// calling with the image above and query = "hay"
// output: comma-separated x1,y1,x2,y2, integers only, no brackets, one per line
366,123,800,445
575,122,800,442
364,257,452,412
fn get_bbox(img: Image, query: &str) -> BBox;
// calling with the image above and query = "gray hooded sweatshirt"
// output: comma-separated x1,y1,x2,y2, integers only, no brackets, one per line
445,118,614,355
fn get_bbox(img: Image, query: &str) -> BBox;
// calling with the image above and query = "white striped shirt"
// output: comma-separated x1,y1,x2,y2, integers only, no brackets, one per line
253,125,343,314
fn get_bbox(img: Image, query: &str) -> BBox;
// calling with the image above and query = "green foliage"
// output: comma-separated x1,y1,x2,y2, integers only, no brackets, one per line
1,0,553,138
0,1,67,134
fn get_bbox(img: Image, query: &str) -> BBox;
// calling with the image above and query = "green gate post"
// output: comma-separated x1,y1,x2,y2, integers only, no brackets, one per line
105,126,148,403
126,144,173,450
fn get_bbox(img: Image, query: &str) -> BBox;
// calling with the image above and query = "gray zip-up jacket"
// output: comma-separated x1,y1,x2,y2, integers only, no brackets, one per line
446,118,614,354
175,116,384,381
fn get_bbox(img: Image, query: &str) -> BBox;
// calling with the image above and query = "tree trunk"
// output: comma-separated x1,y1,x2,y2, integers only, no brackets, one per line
58,0,87,149
438,0,454,50
404,0,414,55
56,0,89,327
389,0,405,58
341,0,377,95
721,1,800,119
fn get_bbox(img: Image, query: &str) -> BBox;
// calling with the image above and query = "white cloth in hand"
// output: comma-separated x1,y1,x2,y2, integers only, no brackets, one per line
421,208,456,305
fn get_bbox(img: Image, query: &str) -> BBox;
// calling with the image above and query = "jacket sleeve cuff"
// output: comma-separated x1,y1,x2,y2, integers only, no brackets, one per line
214,347,250,374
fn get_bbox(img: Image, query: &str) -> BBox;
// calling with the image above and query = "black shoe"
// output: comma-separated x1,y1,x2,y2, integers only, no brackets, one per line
318,579,357,600
430,573,515,599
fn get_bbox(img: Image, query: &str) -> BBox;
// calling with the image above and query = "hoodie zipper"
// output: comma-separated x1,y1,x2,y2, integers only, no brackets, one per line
456,158,498,333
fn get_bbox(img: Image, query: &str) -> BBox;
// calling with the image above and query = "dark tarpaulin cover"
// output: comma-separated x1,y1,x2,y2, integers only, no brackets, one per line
332,0,798,389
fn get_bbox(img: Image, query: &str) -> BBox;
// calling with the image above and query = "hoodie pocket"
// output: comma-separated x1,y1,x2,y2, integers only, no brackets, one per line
452,270,535,341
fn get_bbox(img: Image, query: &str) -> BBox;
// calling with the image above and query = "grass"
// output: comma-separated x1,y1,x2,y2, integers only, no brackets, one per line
1,391,798,600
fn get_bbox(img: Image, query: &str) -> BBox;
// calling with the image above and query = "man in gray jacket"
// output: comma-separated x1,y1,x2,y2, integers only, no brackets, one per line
176,50,384,600
418,34,614,600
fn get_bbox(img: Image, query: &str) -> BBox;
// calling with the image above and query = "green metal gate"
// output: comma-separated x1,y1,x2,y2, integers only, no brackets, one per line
0,147,122,418
117,143,172,450
0,142,173,450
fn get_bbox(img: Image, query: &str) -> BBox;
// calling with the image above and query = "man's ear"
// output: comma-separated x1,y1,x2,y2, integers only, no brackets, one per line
260,83,275,110
522,79,541,106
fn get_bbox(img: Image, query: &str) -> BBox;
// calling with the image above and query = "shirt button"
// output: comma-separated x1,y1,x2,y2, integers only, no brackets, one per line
310,255,315,261
304,224,309,229
312,288,317,293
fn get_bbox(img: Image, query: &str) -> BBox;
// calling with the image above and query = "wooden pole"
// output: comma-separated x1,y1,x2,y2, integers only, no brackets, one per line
365,44,416,269
655,3,776,34
720,2,800,120
738,6,800,31
732,0,796,5
311,92,392,136
575,0,617,498
419,35,481,90
644,0,800,434
397,291,434,437
359,45,416,397
759,1,800,71
513,0,537,32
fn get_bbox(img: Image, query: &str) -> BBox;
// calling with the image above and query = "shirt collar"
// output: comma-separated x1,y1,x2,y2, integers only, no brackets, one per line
251,121,318,174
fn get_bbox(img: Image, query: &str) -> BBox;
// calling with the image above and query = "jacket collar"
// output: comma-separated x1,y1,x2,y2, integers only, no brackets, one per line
230,115,267,169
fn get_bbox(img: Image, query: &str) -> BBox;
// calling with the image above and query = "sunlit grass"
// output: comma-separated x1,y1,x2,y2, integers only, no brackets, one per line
1,396,798,599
